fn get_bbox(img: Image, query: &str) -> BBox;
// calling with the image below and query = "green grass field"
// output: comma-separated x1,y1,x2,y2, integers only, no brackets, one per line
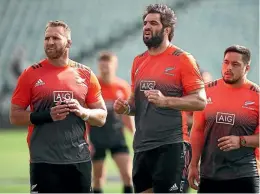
0,129,195,193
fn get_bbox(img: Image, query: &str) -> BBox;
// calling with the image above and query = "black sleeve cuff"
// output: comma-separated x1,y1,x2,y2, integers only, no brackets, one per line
30,111,53,125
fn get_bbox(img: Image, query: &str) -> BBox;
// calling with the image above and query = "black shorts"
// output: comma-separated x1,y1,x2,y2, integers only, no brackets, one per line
92,145,129,161
30,161,92,193
198,176,260,193
132,143,191,193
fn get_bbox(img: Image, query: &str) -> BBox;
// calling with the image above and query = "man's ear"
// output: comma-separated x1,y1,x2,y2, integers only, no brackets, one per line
164,27,171,36
67,40,72,48
245,64,250,73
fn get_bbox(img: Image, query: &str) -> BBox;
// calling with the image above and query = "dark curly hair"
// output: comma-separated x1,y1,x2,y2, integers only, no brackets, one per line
143,4,177,41
224,45,251,65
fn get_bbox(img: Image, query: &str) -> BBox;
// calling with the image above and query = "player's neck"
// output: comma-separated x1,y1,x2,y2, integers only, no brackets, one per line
224,77,247,88
148,39,170,56
47,53,69,67
100,74,115,84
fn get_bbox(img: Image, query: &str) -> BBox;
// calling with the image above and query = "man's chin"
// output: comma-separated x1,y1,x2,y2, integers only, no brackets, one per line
143,39,151,46
223,78,237,84
45,53,60,59
47,56,59,60
100,72,109,77
143,41,160,49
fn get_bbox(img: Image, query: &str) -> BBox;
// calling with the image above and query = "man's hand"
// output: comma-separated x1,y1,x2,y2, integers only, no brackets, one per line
66,99,89,119
50,101,70,121
144,90,167,107
218,135,240,151
188,164,200,190
113,98,129,114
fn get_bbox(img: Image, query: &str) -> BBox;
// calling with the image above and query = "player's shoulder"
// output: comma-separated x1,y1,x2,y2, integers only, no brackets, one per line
29,58,47,70
131,51,149,71
135,50,148,59
23,59,46,75
170,45,191,57
170,45,197,65
246,80,259,94
69,60,91,72
171,45,186,56
205,79,221,90
30,62,44,70
133,51,149,63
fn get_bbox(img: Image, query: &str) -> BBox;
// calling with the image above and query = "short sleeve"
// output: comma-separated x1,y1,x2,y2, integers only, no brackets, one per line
11,69,32,108
181,55,205,94
131,58,137,94
85,71,102,104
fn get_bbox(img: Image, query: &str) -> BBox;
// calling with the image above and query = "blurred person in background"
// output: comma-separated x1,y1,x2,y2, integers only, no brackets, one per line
0,64,3,97
88,51,135,193
9,20,107,193
10,46,27,78
114,4,206,193
188,45,259,193
0,47,31,126
185,68,213,193
9,46,32,91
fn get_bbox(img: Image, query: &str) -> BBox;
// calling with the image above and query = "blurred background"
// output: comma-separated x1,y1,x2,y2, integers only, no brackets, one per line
0,0,259,193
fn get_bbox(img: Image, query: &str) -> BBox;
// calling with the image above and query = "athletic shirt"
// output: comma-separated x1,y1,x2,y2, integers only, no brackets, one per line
89,77,131,148
131,45,204,152
193,79,259,180
11,59,101,164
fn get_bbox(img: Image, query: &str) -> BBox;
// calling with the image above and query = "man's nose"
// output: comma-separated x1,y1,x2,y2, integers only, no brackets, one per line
144,23,152,30
226,64,233,71
47,38,54,45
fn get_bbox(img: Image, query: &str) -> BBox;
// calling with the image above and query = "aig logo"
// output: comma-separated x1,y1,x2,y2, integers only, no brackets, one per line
53,91,73,102
216,112,235,125
140,80,156,91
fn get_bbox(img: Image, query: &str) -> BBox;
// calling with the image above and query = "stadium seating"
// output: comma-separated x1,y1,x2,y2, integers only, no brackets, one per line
0,0,258,127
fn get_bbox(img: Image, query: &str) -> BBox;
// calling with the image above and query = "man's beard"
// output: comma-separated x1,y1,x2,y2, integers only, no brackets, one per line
45,45,66,59
143,28,164,49
222,72,243,84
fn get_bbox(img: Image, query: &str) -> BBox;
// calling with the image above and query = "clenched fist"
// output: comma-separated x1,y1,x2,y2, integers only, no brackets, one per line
144,90,167,107
218,135,241,151
50,101,70,121
113,98,129,114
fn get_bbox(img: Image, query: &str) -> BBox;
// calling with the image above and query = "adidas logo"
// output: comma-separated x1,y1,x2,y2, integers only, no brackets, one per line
35,79,45,87
169,183,178,191
31,184,37,191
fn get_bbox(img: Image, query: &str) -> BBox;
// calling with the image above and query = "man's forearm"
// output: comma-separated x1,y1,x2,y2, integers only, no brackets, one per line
84,108,107,127
10,108,32,126
243,134,259,148
122,115,135,134
126,95,135,116
190,131,205,167
165,93,206,111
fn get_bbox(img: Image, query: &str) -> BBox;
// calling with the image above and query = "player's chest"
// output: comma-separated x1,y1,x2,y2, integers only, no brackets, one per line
205,91,258,126
31,69,88,102
135,57,181,83
101,85,126,101
100,85,125,112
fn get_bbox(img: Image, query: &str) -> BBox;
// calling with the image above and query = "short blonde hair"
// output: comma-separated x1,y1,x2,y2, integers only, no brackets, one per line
98,51,117,62
45,20,71,40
